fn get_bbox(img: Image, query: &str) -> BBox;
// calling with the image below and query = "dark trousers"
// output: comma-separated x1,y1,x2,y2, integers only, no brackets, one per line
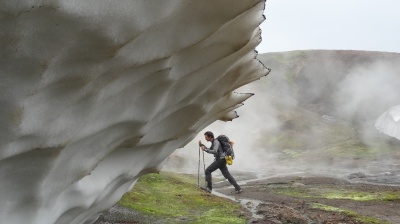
205,158,240,190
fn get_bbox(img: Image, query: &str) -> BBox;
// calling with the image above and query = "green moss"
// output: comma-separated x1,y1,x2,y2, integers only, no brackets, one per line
282,149,304,158
324,189,400,202
312,203,390,224
381,192,400,202
118,172,247,223
311,203,345,212
266,184,400,202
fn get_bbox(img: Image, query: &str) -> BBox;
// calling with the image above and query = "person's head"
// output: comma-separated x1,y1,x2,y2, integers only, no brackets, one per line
204,131,214,142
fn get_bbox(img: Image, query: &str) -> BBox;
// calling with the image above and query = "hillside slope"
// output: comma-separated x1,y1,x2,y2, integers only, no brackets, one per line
251,50,400,170
258,50,400,122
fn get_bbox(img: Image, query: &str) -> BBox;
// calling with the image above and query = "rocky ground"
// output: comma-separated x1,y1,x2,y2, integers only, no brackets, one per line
95,169,400,224
215,171,400,224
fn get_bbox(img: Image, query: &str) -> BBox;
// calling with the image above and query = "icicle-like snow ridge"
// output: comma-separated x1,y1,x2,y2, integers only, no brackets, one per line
0,1,269,223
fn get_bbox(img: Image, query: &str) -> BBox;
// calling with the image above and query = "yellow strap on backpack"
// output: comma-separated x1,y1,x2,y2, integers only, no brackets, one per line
225,140,234,165
225,155,233,165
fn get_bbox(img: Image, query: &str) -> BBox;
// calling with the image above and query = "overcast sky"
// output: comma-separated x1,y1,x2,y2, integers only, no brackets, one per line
257,0,400,53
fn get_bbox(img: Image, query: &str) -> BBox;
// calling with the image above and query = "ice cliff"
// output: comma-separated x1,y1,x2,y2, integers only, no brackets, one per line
0,1,269,223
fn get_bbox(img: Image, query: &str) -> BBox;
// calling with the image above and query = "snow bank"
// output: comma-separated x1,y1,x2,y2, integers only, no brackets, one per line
375,106,400,140
0,1,269,223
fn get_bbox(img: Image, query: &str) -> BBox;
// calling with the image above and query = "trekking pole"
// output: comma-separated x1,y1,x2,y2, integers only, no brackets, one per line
198,146,201,188
202,150,206,186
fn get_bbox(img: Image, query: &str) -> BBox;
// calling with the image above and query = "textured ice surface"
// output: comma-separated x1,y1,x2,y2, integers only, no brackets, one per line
0,1,269,223
375,106,400,140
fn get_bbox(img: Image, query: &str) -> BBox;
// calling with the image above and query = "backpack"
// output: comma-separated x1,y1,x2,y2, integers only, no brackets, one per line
216,135,235,160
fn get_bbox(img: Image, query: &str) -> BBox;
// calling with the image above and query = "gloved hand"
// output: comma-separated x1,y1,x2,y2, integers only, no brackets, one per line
198,140,205,151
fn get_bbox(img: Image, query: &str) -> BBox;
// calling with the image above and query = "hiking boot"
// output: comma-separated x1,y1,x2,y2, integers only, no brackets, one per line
235,188,243,194
200,186,212,193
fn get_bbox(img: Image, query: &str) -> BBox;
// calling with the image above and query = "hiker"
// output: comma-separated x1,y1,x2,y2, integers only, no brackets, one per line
199,131,242,194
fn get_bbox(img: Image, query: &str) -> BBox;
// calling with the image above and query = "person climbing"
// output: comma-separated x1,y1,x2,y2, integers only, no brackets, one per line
198,131,242,194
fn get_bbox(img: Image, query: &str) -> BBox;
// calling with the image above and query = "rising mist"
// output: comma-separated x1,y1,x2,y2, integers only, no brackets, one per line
165,50,400,183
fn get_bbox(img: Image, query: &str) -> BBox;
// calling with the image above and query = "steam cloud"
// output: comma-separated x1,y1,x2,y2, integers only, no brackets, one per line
166,51,400,181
